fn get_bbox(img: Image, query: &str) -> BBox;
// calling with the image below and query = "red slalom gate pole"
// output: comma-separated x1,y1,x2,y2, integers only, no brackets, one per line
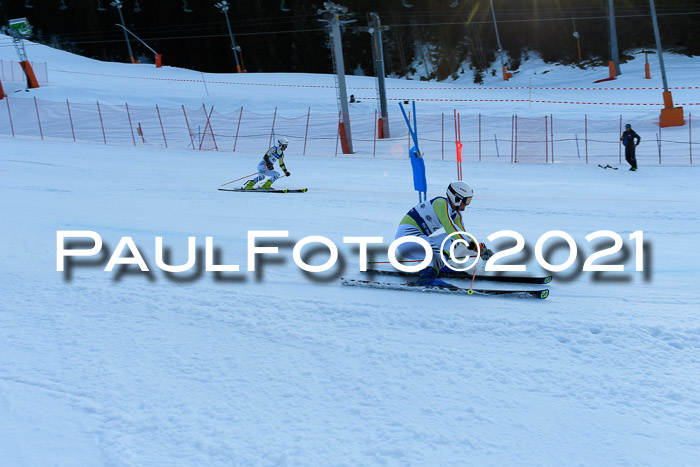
458,113,462,179
468,255,480,290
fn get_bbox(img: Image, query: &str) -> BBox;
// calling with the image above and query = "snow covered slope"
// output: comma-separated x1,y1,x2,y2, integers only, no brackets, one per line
1,35,699,465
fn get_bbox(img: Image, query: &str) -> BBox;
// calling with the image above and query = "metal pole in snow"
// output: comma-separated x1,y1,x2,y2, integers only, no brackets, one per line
125,102,136,146
690,113,693,164
478,114,482,162
233,105,242,152
551,114,554,163
373,109,377,157
575,134,580,159
156,104,167,148
585,114,588,164
6,97,15,137
182,105,195,150
33,96,43,140
269,106,277,148
97,100,106,144
545,115,548,163
303,107,310,155
67,99,76,142
619,115,623,163
441,113,444,160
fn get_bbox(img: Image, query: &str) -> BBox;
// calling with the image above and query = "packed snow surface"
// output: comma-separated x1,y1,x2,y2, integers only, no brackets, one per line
1,34,699,465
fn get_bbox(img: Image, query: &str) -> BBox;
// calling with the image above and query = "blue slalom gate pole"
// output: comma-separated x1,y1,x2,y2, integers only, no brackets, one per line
399,101,427,202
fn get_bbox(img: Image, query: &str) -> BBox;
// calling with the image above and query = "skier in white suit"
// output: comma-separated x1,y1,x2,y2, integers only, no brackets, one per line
243,137,291,190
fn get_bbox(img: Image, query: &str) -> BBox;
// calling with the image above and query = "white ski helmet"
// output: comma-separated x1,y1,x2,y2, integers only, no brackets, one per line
446,181,474,206
277,137,289,149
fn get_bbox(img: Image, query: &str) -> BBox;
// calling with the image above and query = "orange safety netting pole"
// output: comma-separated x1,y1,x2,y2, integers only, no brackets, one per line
233,106,243,152
182,105,195,150
66,99,76,142
156,104,167,148
303,107,310,155
125,102,136,146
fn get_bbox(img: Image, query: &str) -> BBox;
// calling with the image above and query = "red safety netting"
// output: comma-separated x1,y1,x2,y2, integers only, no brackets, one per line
0,95,696,166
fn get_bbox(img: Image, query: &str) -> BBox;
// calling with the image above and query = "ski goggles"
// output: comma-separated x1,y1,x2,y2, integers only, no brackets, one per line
455,195,473,206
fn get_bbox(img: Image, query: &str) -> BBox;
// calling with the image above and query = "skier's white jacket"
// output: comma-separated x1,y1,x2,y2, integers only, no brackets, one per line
400,196,471,243
262,145,287,171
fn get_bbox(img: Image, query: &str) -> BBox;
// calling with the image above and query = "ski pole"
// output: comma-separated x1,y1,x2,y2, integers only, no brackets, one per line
369,254,477,265
222,172,290,187
221,172,259,186
468,255,480,291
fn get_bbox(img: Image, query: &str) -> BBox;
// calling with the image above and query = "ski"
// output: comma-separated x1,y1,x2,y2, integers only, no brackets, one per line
598,164,618,170
341,278,549,299
219,188,308,193
363,269,552,284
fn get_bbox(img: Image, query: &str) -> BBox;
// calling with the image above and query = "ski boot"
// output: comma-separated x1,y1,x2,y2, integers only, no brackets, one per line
260,180,274,189
243,180,256,190
414,266,454,287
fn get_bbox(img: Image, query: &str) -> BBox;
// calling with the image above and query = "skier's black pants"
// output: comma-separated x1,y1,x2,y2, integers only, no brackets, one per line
624,146,638,169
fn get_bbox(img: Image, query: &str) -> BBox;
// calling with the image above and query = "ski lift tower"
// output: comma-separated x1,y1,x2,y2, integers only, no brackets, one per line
489,0,512,81
319,2,355,154
8,18,40,89
368,12,390,138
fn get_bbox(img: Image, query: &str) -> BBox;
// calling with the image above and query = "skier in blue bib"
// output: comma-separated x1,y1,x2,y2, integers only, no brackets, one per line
244,137,291,190
395,181,494,287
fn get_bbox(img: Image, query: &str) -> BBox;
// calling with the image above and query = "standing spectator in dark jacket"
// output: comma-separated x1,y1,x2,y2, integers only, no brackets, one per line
621,123,641,171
